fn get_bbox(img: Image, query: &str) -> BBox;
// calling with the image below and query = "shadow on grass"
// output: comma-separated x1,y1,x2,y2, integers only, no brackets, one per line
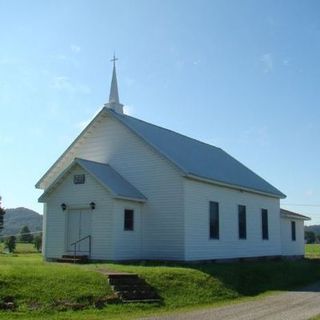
105,258,320,297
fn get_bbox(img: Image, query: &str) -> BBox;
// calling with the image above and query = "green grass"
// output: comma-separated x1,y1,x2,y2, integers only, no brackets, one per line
0,242,38,254
305,244,320,258
1,245,320,319
0,254,112,312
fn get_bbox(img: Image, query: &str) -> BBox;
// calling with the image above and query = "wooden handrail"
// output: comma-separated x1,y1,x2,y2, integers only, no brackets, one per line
71,235,91,262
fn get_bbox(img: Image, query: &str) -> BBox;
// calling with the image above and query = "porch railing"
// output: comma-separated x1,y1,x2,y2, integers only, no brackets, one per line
70,235,91,262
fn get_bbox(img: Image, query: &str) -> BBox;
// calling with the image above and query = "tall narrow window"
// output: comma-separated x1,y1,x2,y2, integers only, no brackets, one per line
238,205,247,239
209,202,219,239
291,221,296,241
124,209,134,231
261,209,269,240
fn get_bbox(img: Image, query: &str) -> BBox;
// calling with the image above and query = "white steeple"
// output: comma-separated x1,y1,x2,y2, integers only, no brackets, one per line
104,54,124,114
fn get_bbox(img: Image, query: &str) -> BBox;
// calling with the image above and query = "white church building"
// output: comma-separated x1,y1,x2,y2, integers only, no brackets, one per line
36,60,310,261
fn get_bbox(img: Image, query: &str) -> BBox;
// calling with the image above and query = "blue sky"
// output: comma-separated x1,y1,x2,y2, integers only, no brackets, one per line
0,0,319,224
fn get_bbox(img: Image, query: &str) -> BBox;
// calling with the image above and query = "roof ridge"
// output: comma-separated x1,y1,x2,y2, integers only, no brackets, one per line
110,109,223,152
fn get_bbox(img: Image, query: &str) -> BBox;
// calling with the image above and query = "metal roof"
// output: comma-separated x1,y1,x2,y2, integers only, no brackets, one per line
110,109,286,198
39,158,146,203
280,208,311,221
76,158,146,201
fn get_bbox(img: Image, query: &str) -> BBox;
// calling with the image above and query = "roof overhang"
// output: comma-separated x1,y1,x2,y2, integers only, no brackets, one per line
280,209,311,221
185,174,286,199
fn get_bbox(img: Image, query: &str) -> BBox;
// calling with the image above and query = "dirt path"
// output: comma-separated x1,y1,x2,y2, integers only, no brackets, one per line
143,282,320,320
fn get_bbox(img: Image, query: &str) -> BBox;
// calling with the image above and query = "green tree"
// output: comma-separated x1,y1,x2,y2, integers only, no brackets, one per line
0,196,5,233
19,225,34,243
305,231,316,244
33,233,42,252
4,236,16,253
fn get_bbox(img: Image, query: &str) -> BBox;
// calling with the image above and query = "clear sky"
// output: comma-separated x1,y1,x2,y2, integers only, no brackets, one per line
0,0,319,224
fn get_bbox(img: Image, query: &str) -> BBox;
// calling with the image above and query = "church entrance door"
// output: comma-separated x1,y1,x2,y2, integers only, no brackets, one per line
66,210,92,254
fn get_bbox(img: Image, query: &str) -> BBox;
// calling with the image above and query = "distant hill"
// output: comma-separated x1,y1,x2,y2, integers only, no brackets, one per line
305,225,320,236
1,207,42,237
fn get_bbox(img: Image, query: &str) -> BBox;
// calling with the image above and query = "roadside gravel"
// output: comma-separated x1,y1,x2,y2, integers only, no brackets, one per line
143,282,320,320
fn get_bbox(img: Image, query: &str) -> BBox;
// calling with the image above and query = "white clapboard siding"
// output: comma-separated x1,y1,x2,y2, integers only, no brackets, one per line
45,115,184,260
112,200,142,260
78,116,184,260
184,178,281,260
280,218,305,256
45,165,113,260
41,203,48,257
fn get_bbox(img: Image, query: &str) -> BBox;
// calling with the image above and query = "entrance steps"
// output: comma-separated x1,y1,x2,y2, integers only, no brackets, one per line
56,255,89,264
107,273,160,303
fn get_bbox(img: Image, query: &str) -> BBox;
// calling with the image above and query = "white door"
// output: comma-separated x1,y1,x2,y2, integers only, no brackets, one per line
66,210,92,254
79,211,91,252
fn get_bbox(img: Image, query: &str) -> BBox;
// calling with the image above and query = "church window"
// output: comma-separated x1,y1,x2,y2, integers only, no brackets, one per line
73,174,85,184
209,201,219,239
124,209,134,231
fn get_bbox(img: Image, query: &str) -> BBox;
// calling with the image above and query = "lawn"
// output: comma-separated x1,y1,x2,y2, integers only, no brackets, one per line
0,242,39,254
305,244,320,259
1,244,320,319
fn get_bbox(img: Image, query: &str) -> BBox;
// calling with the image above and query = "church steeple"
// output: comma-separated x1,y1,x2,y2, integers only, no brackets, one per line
105,54,124,114
109,55,120,104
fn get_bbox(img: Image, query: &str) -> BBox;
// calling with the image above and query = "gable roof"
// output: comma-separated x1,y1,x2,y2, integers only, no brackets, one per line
110,109,285,198
280,208,311,221
36,107,285,198
39,158,146,203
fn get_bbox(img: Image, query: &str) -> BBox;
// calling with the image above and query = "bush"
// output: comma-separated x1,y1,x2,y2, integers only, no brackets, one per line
4,236,16,253
33,233,42,252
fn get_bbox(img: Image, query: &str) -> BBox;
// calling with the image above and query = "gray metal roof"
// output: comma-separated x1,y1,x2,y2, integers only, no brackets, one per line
39,158,146,202
110,109,285,198
75,158,146,201
280,209,310,221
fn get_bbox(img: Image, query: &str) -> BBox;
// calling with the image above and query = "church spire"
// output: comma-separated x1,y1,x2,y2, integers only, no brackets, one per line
109,55,120,104
105,54,123,114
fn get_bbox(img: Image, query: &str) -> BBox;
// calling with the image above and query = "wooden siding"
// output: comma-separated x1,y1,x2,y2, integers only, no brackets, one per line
280,218,305,256
184,178,281,260
77,116,185,260
45,165,113,260
112,200,142,260
44,115,184,260
42,203,48,258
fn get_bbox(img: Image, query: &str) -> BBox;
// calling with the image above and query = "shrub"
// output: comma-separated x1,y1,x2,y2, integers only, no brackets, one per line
4,236,16,253
33,233,42,252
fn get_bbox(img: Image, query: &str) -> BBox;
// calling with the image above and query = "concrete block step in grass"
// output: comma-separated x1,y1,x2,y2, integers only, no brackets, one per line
115,289,160,302
105,272,161,303
109,275,144,285
112,287,160,301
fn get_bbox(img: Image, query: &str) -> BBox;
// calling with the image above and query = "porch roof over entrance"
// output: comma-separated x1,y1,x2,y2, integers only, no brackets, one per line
38,158,147,203
76,158,147,202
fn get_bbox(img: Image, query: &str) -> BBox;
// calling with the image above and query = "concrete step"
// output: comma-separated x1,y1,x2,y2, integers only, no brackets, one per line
117,289,160,301
109,276,142,286
107,273,161,302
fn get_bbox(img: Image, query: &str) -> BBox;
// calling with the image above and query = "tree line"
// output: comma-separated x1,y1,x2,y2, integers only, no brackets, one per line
0,196,42,253
305,231,319,244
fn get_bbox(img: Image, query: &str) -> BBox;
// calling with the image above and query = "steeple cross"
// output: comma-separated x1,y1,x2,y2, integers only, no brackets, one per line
110,54,118,64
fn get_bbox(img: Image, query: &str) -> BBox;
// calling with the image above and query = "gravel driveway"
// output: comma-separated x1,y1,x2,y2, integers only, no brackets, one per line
143,282,320,320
